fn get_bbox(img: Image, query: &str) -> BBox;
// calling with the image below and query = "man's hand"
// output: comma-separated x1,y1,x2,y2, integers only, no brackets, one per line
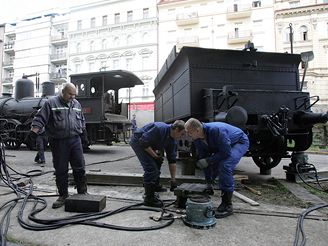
154,156,164,166
25,131,38,149
196,158,210,169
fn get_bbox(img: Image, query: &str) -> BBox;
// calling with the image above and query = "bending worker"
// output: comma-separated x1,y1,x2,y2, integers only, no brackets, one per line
26,83,88,209
130,120,185,207
185,118,249,218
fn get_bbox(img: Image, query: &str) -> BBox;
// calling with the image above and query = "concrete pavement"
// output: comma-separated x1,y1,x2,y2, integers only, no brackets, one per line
1,144,327,246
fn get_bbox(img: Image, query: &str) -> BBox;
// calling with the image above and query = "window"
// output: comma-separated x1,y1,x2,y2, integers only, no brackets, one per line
114,37,120,46
89,62,95,72
142,56,150,70
102,39,107,50
252,1,261,7
289,1,300,8
142,86,149,97
89,41,95,51
76,43,81,53
126,58,132,70
285,27,292,42
143,8,149,19
77,20,82,30
113,59,119,69
90,17,96,28
102,15,108,26
114,13,120,24
142,32,149,43
100,61,107,71
300,25,308,41
75,63,81,73
234,27,239,38
127,11,133,22
127,35,133,45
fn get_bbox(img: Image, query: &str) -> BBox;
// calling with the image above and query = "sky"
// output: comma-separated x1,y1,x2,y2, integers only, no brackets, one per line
0,0,96,23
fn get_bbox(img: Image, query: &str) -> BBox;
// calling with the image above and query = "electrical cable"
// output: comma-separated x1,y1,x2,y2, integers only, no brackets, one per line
293,203,328,246
296,163,328,193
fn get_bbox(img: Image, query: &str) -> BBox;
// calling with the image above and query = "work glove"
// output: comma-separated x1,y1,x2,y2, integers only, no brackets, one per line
25,131,38,149
196,158,210,169
154,156,164,166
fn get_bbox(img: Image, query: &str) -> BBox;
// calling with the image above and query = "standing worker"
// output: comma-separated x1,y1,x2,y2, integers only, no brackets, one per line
25,83,88,209
130,120,185,207
185,118,249,218
131,114,137,134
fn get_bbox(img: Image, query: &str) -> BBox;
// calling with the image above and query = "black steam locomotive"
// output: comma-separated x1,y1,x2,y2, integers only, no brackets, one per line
0,78,53,149
154,44,328,173
0,70,143,149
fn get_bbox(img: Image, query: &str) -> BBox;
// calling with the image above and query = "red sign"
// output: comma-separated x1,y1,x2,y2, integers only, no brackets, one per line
83,107,92,114
128,102,154,111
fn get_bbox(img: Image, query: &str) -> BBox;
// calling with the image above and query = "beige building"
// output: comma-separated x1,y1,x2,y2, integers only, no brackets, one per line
275,0,328,112
157,0,276,70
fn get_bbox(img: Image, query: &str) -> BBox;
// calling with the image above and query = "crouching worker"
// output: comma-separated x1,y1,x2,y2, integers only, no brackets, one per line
130,120,185,207
185,118,249,218
25,83,88,209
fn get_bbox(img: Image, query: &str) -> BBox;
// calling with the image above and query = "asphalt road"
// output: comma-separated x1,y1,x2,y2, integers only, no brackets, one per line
1,144,327,246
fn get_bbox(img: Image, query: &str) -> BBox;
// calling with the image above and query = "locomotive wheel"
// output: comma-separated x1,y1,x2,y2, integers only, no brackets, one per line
252,156,282,173
3,119,22,149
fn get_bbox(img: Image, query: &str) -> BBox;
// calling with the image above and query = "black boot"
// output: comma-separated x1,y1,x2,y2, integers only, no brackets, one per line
75,175,88,194
144,184,162,208
52,194,69,209
215,191,233,218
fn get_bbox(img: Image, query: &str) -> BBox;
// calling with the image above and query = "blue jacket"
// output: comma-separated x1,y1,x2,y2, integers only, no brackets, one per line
134,122,177,164
32,95,85,139
194,122,248,163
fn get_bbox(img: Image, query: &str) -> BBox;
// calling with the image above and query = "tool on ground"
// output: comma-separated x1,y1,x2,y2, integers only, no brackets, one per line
65,194,106,212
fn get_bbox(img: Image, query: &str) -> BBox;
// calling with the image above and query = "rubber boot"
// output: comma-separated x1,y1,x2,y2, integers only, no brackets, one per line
52,194,69,209
215,191,233,218
144,184,162,208
52,184,68,209
170,180,177,192
75,175,88,194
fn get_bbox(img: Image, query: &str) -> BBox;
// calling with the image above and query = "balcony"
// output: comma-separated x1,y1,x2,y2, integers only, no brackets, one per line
3,61,14,68
51,33,68,45
2,77,13,84
176,12,199,26
50,70,67,80
50,53,67,63
227,30,252,44
176,36,199,50
227,4,252,20
4,42,15,53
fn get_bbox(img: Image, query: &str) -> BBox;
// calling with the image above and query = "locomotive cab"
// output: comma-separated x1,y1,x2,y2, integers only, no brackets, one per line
70,70,143,146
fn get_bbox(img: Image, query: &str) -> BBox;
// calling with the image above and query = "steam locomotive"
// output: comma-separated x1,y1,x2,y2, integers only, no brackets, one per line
0,70,143,149
154,43,328,173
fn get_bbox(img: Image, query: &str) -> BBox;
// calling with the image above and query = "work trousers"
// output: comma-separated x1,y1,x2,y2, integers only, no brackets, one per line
129,135,160,185
49,135,86,196
205,134,249,192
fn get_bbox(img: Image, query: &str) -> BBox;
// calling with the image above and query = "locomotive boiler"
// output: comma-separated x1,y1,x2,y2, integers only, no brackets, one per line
153,44,328,173
0,78,55,149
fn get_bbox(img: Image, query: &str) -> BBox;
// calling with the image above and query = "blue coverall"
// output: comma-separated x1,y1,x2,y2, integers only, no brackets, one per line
129,122,177,185
32,96,86,196
193,122,249,192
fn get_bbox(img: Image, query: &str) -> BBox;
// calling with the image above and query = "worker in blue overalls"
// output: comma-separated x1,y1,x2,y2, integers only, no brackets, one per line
130,120,185,207
185,118,249,218
26,83,87,209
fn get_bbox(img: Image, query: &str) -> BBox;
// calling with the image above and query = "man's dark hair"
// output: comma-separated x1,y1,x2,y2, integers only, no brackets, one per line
171,120,185,131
